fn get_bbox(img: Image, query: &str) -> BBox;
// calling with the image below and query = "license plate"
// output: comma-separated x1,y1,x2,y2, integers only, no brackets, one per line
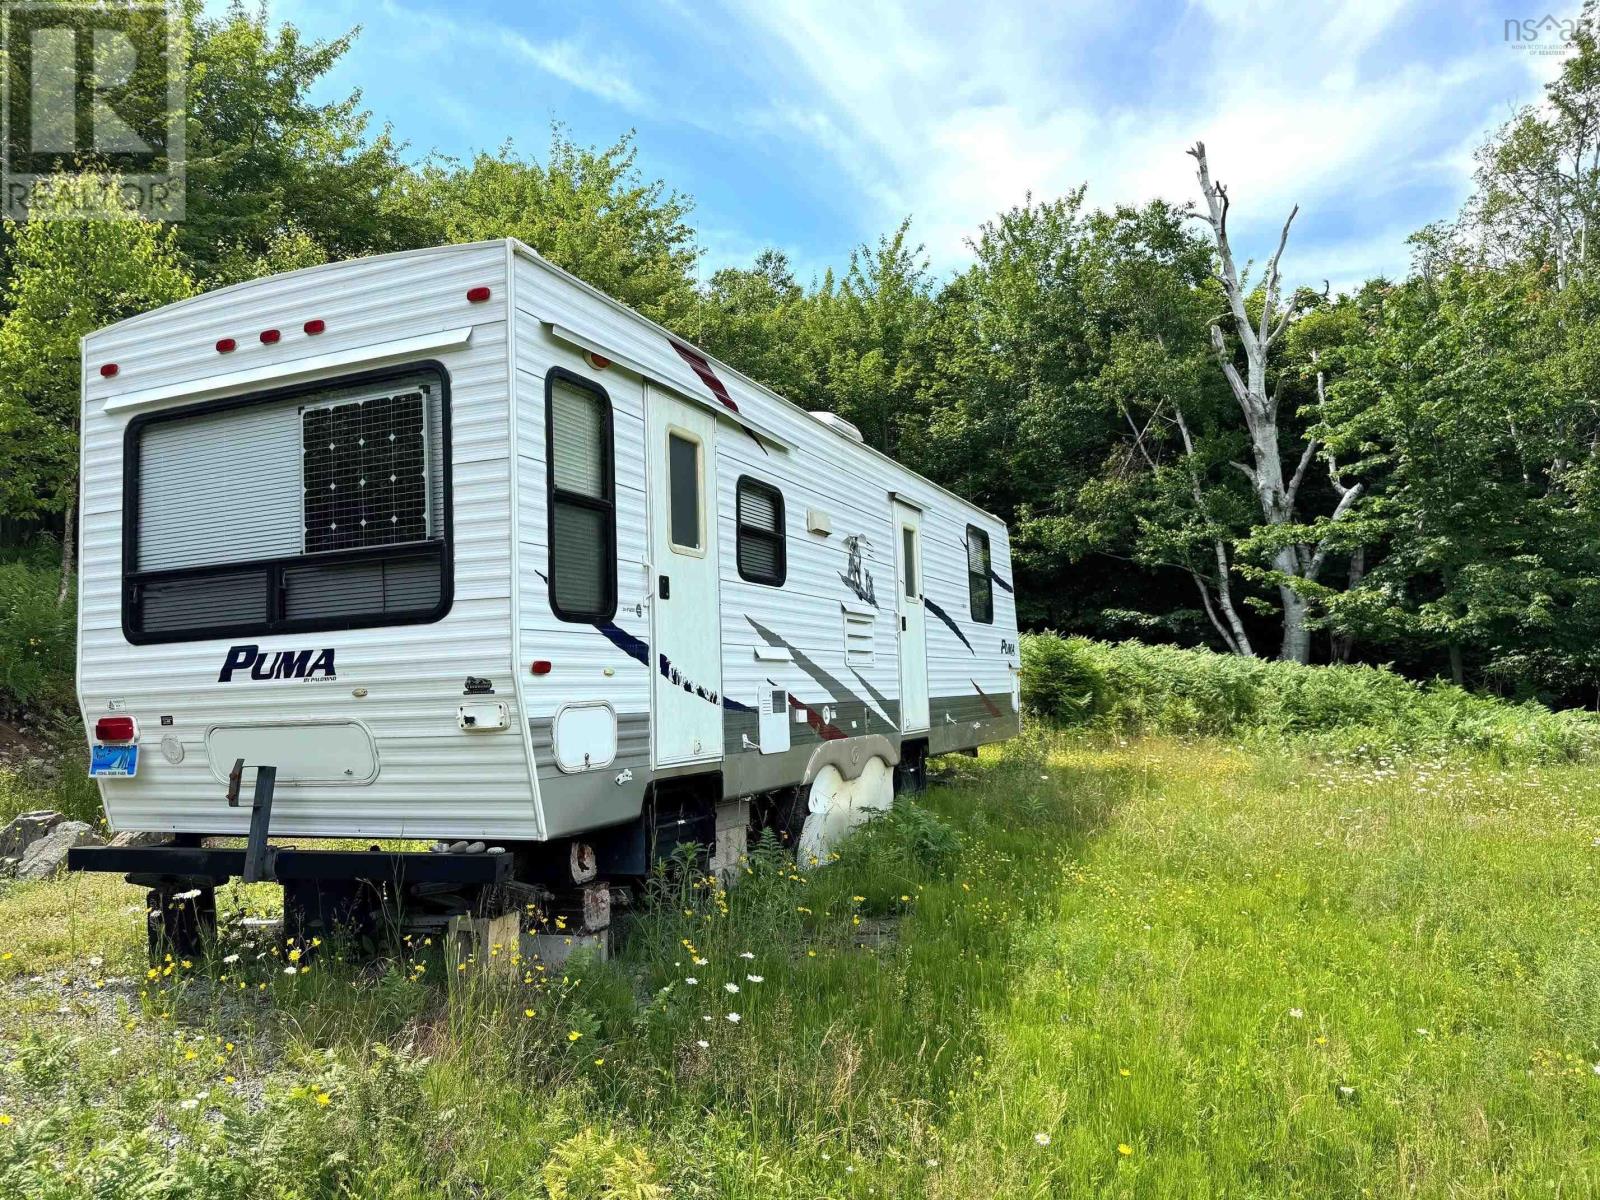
89,744,139,777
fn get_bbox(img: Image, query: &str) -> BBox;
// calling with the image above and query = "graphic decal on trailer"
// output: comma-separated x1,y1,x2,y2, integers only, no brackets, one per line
747,617,891,726
667,338,769,455
923,596,975,654
539,572,752,712
970,679,1003,718
839,535,879,607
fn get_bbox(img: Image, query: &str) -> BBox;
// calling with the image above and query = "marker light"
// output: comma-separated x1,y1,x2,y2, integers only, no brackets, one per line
99,363,119,378
303,318,326,335
466,286,491,303
260,328,281,344
95,716,136,743
530,660,552,676
216,337,236,353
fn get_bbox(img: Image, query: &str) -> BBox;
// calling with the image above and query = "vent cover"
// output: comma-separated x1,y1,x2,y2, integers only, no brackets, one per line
302,389,429,554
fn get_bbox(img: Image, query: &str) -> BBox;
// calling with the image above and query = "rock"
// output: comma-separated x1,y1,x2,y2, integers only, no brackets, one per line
108,830,172,848
0,810,64,861
15,821,105,882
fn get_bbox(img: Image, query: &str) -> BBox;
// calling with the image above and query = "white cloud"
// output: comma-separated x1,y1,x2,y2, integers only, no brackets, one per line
705,0,1557,283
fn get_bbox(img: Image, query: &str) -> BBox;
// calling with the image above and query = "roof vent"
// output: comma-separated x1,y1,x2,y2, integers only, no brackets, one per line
809,411,863,442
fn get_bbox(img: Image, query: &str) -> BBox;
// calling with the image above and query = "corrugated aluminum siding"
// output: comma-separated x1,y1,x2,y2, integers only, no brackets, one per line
79,242,541,839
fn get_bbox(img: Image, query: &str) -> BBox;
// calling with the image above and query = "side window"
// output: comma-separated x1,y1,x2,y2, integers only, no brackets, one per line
667,431,702,552
547,369,616,622
736,476,786,586
902,526,917,598
967,525,993,623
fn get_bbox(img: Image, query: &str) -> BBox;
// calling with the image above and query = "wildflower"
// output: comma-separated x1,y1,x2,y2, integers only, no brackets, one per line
283,966,297,976
567,1030,582,1042
524,1009,536,1018
1119,1067,1130,1077
852,895,865,903
1415,1028,1430,1037
724,982,739,994
807,950,817,958
739,951,754,960
287,948,302,964
1118,1143,1133,1157
224,1075,237,1084
593,1058,604,1066
1315,1035,1328,1046
726,1012,741,1024
1289,1008,1303,1019
1034,1132,1051,1146
696,1039,709,1049
693,956,709,966
0,1114,11,1125
315,1092,332,1107
747,974,764,983
178,1098,199,1110
684,977,698,986
222,954,240,964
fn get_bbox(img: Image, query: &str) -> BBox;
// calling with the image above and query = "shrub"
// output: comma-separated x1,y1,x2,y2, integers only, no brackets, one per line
0,545,73,716
1019,632,1104,723
1019,633,1600,763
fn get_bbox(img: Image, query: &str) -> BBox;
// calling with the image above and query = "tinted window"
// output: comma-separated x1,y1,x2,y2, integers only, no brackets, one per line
668,432,701,550
736,476,785,586
967,525,993,623
547,371,616,622
902,526,917,598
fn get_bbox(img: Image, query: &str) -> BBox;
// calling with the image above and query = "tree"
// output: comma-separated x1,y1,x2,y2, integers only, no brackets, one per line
0,182,195,601
180,1,419,277
405,131,700,326
1188,142,1363,661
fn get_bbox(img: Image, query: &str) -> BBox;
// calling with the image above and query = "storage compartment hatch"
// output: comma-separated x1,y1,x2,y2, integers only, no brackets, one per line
205,721,378,786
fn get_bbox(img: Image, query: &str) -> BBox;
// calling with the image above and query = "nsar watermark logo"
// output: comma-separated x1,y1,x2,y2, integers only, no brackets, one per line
0,1,184,220
1504,13,1581,56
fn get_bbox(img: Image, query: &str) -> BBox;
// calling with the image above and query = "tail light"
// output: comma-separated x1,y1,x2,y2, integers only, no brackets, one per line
95,716,136,743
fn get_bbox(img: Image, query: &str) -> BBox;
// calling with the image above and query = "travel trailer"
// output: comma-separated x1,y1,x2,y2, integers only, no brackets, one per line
68,238,1021,953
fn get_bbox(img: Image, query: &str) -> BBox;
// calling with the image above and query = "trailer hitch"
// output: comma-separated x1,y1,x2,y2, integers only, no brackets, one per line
227,756,278,884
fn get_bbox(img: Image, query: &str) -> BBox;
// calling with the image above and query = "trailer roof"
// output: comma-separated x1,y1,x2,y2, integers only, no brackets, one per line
87,238,1005,525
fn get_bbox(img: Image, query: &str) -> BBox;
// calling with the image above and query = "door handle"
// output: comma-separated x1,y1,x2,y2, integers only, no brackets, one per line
658,575,671,600
901,616,907,631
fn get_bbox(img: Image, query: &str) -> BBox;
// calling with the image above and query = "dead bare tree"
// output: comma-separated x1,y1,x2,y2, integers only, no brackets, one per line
1188,142,1363,663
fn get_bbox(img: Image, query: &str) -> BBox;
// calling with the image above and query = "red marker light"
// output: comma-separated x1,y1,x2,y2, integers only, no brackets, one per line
530,660,552,676
303,318,326,335
586,351,611,370
216,337,236,353
260,328,281,344
99,363,119,378
466,286,491,303
95,716,136,743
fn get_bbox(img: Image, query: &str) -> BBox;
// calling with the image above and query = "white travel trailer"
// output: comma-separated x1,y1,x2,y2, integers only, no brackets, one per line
69,238,1020,951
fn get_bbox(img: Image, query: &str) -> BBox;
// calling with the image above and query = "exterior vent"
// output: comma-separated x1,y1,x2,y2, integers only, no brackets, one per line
809,411,863,442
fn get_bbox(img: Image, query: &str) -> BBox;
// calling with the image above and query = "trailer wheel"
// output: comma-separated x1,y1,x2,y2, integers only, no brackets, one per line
146,886,217,962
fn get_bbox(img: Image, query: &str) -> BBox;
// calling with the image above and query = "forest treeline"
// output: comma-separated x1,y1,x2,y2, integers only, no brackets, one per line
6,1,1600,709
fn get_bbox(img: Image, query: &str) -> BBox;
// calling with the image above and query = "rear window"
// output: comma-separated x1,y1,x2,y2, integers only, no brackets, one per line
123,363,452,643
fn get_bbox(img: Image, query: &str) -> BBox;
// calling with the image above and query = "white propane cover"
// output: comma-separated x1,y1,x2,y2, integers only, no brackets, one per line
554,703,617,772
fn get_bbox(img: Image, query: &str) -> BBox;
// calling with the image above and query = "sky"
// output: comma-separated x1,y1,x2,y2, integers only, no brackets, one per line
260,0,1579,292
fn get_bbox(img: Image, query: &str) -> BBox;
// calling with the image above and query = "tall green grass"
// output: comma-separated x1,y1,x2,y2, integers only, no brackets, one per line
6,730,1600,1195
1022,632,1600,762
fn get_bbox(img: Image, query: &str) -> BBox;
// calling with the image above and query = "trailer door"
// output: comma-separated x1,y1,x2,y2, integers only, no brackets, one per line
893,498,929,732
646,385,723,766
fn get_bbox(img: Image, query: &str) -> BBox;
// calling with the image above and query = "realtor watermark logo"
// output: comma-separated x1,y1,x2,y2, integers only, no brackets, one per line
1504,13,1581,55
0,1,184,220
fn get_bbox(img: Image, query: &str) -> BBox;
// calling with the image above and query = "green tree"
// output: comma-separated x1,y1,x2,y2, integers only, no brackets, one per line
0,183,195,600
406,131,700,326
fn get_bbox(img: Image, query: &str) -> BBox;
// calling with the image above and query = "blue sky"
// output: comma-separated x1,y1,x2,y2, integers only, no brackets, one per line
262,0,1575,292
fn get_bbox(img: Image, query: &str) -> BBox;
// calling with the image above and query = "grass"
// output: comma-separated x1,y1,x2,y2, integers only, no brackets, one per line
2,729,1600,1196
